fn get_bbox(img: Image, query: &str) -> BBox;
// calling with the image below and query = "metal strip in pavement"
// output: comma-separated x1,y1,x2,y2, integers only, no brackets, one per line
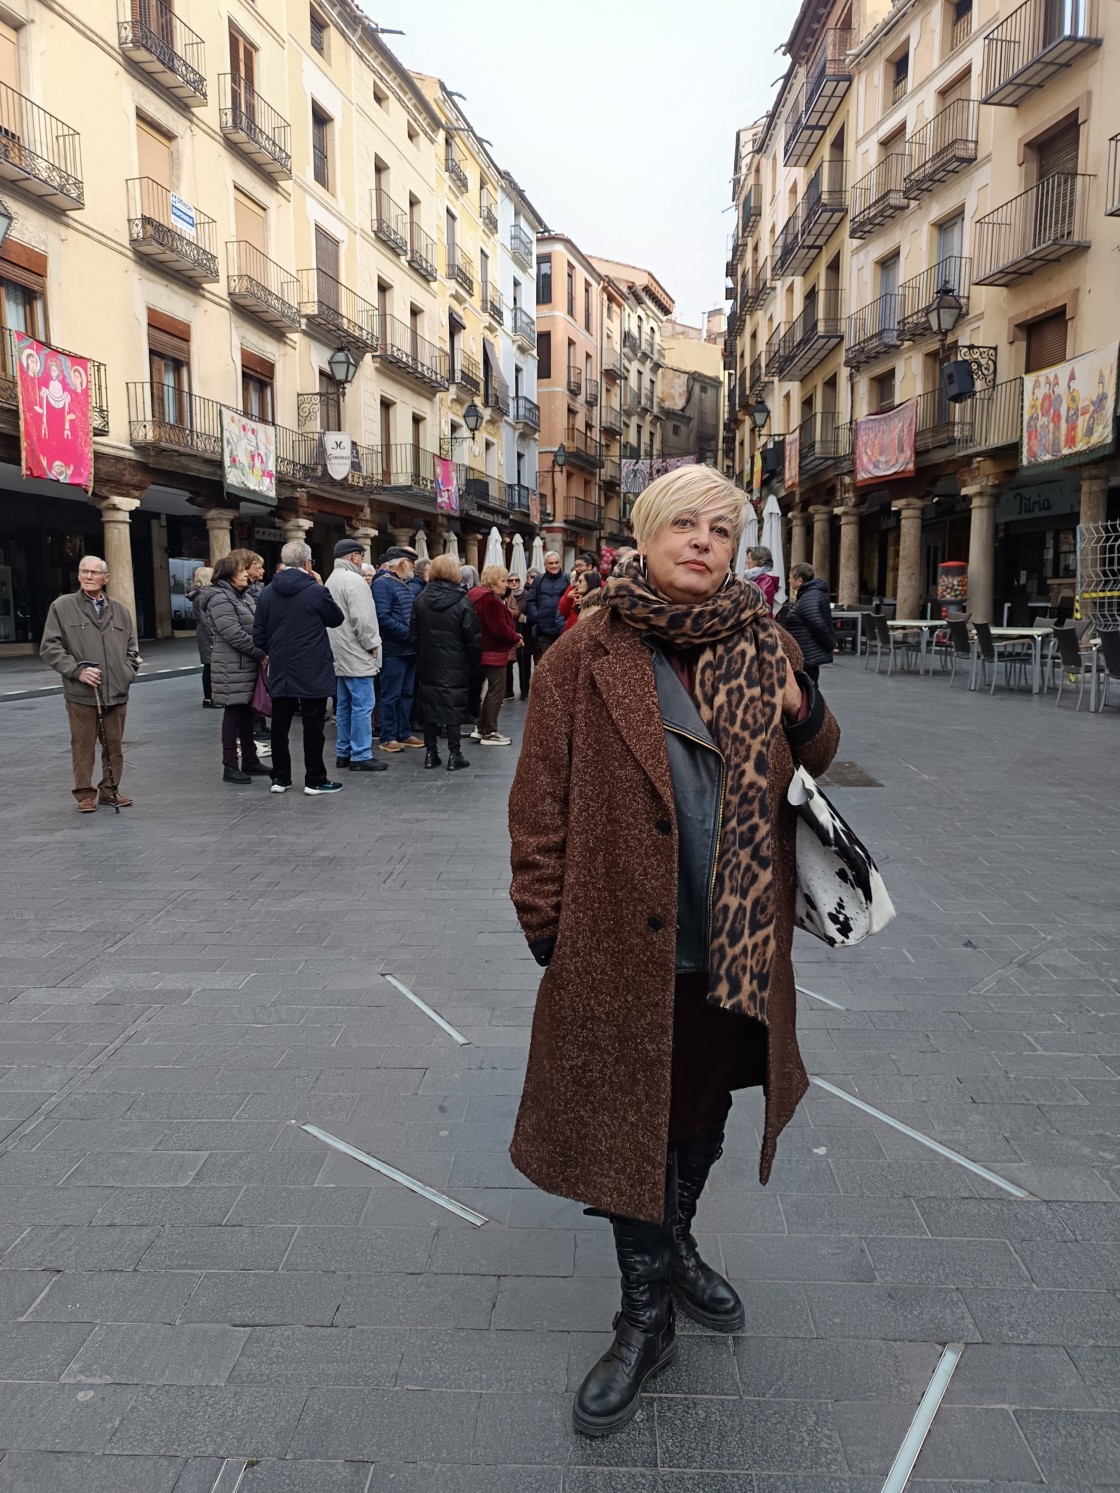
209,1460,248,1493
297,1123,489,1226
797,984,847,1010
880,1343,964,1493
810,1077,1031,1199
382,973,470,1045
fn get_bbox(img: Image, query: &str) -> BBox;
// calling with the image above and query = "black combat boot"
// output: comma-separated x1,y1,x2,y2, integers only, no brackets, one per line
671,1123,745,1331
424,747,442,769
572,1163,676,1437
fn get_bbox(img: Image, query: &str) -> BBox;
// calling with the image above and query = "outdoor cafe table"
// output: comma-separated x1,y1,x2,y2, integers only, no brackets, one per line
832,610,864,660
886,619,946,676
988,626,1054,695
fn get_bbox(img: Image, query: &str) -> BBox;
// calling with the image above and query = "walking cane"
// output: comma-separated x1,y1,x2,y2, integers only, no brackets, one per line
91,682,121,815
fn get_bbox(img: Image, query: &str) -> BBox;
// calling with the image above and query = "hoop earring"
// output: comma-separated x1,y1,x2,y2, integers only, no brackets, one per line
722,570,735,590
637,554,647,578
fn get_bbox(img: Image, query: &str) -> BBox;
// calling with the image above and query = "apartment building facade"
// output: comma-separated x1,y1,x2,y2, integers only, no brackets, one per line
725,0,1120,625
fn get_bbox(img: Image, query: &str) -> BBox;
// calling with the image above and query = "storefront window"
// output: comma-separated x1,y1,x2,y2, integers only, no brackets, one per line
1045,528,1077,580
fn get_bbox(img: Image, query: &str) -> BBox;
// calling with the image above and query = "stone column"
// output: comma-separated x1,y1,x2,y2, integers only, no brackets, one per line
347,525,378,563
789,509,810,569
281,515,314,548
94,496,142,633
1080,466,1110,528
963,478,999,625
809,504,832,583
151,514,174,639
389,526,415,551
894,498,928,622
837,505,861,608
204,508,239,564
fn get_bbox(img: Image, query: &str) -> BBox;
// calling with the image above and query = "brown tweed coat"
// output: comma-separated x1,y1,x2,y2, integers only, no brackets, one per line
508,605,840,1223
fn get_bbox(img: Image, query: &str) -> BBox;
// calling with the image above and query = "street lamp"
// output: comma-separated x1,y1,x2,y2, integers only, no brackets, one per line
927,281,963,357
749,395,771,432
548,442,567,527
463,401,484,433
327,345,361,400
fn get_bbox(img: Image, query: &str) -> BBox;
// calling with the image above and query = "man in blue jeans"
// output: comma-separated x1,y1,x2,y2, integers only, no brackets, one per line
325,539,387,774
372,547,424,754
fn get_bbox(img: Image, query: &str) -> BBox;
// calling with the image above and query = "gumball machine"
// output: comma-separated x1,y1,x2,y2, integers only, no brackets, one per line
937,561,968,619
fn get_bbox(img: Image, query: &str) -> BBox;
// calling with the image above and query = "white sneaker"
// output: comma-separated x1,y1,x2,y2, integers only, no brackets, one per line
480,732,511,746
469,728,482,741
269,781,290,794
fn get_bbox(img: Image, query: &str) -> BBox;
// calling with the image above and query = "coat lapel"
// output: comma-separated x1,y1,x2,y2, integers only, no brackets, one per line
589,619,674,810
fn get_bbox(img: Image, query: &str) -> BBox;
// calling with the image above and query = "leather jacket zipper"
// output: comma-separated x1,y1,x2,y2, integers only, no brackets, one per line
664,723,726,955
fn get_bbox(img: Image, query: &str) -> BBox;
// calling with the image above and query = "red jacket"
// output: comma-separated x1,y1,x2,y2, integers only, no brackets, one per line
469,585,520,666
559,586,579,631
754,571,780,615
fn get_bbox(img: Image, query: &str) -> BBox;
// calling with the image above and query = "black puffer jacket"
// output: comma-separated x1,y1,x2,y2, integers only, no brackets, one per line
206,581,266,706
525,570,569,640
408,579,482,724
783,577,835,670
252,567,344,699
188,586,213,665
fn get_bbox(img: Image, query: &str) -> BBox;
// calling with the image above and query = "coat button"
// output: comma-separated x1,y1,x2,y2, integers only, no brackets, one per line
655,818,671,836
647,916,663,932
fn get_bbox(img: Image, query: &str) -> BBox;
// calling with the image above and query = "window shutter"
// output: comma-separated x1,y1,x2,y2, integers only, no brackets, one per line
1025,312,1067,373
148,309,191,362
0,19,19,94
1038,122,1079,179
938,71,971,111
234,190,266,252
314,225,339,279
137,118,173,189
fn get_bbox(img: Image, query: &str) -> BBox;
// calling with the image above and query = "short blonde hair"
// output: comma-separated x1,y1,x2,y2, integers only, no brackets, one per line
193,566,214,588
630,466,746,546
480,564,508,589
428,553,462,582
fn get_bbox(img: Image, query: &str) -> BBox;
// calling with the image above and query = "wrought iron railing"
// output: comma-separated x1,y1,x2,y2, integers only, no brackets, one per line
508,483,534,513
602,351,625,379
741,187,761,233
623,329,641,357
798,412,852,473
601,402,623,433
565,494,602,527
951,4,973,50
373,189,409,255
480,190,498,232
566,368,582,397
447,247,474,296
511,306,536,346
484,280,504,323
736,370,748,412
118,0,206,103
451,352,482,394
513,395,541,430
369,443,441,494
980,0,1101,107
0,329,108,435
226,241,301,329
298,267,378,349
746,259,770,309
563,427,604,468
585,377,600,407
376,315,449,388
764,323,785,377
916,387,970,451
127,382,241,464
600,458,621,488
776,290,845,379
625,387,641,413
784,26,853,165
218,74,291,176
510,224,534,269
973,173,1093,285
845,293,903,368
957,377,1023,453
726,229,739,278
899,256,972,341
408,221,437,281
127,177,219,281
850,154,911,238
905,99,979,197
297,391,340,432
445,148,468,192
0,81,83,208
749,353,765,398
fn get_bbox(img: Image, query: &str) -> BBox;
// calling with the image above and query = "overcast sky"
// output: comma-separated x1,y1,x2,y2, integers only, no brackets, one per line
358,0,797,326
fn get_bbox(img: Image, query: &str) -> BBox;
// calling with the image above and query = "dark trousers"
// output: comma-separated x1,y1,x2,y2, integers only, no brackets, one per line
517,638,533,697
201,663,212,702
65,700,126,801
221,704,260,769
423,722,461,753
479,664,507,737
270,696,328,787
804,664,821,684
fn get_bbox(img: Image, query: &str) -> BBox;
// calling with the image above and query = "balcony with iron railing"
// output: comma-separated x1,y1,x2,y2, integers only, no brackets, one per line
127,177,219,283
0,329,108,435
736,370,749,414
219,74,291,178
623,329,641,358
508,482,535,513
850,154,911,239
957,377,1023,453
227,241,301,332
904,99,979,198
798,412,852,476
510,223,534,269
764,323,785,378
601,457,621,489
899,255,972,341
725,229,739,279
602,350,625,381
784,27,854,166
845,293,903,369
1109,135,1120,217
511,306,536,347
451,351,482,395
584,377,600,407
951,2,973,51
741,186,761,235
370,443,440,498
447,247,474,298
298,267,378,351
640,387,657,413
775,290,845,381
373,189,409,255
127,382,315,485
722,336,736,371
734,292,750,333
775,160,847,276
118,0,206,105
566,367,582,398
0,82,83,209
749,352,766,399
745,259,771,309
476,279,501,326
480,190,499,233
564,493,603,529
459,468,506,513
445,147,468,192
973,173,1093,285
980,0,1101,107
407,221,438,281
601,401,623,434
563,427,604,471
375,315,449,391
625,386,641,413
915,387,971,452
512,396,540,431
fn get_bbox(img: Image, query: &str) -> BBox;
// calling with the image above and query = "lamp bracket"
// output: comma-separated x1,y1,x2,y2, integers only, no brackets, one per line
956,345,997,392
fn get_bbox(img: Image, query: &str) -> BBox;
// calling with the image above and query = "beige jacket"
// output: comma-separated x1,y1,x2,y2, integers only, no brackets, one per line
40,591,140,706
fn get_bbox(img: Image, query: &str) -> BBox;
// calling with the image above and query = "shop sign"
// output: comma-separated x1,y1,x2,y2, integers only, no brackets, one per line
321,432,353,481
253,522,283,543
14,334,94,492
170,193,197,238
996,482,1079,526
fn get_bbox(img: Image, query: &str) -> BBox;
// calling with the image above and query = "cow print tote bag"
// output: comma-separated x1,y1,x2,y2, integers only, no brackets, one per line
787,765,895,947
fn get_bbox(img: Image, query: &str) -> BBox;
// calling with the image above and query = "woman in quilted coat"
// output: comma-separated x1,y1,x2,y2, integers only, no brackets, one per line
205,549,269,785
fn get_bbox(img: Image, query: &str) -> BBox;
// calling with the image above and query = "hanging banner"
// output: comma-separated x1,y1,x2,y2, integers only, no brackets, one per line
529,490,541,526
220,406,277,507
855,398,917,488
321,431,353,481
14,334,95,493
622,454,696,495
752,450,763,499
784,426,800,490
1021,341,1118,472
434,456,460,513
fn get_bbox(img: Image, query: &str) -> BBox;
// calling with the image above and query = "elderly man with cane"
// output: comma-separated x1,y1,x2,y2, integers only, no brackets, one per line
40,555,141,813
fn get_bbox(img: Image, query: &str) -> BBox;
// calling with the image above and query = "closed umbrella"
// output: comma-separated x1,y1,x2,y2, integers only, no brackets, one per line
443,531,460,562
414,529,430,563
483,525,504,571
530,535,546,572
509,533,528,585
735,500,761,577
761,493,787,608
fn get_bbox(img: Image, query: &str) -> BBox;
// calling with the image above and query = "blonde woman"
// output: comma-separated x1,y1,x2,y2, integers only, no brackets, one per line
188,565,215,706
467,564,522,746
509,465,840,1434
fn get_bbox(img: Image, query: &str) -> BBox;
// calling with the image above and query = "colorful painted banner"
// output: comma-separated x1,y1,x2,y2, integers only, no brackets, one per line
621,454,696,495
1021,341,1118,471
854,398,917,488
434,456,460,513
784,426,800,491
220,406,276,507
529,490,541,527
752,450,763,499
14,334,95,493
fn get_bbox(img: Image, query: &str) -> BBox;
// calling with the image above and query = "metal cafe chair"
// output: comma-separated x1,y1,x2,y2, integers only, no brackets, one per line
946,618,977,690
1094,630,1120,713
973,622,1031,695
1052,624,1097,710
873,613,920,676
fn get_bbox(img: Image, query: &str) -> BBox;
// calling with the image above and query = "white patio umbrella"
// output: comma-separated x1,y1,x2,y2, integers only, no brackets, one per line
509,533,528,585
413,529,430,563
530,535,546,572
735,501,761,577
483,525,505,571
443,530,460,562
761,493,787,608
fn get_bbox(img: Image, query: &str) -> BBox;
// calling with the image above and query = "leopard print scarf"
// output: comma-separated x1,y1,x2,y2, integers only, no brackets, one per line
607,562,785,1023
